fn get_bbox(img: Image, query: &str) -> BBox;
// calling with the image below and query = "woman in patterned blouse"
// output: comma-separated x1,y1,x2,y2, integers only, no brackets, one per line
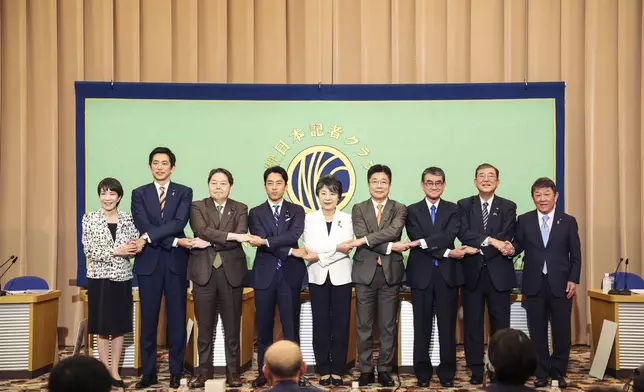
81,178,139,388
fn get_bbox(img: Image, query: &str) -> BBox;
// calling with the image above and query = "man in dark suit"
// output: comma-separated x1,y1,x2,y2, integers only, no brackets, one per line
505,177,581,388
405,167,474,388
347,164,408,387
187,168,249,388
130,147,193,389
248,166,306,388
457,163,517,385
263,340,323,392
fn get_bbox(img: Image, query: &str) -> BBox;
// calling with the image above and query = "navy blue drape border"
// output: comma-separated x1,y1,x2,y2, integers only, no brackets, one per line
75,81,565,286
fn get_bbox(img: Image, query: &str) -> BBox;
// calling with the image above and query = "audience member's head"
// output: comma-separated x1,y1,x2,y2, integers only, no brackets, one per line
633,363,644,392
488,328,537,385
262,340,306,385
48,355,111,392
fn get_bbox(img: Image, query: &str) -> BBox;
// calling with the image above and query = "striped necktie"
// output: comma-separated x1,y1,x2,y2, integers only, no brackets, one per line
159,186,166,218
273,205,282,269
482,202,489,232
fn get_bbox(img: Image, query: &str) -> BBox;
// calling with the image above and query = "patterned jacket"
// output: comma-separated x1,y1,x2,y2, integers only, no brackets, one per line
82,210,139,281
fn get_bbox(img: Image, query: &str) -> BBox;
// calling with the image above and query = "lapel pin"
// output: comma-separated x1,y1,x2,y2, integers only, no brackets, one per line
171,190,176,196
493,212,498,216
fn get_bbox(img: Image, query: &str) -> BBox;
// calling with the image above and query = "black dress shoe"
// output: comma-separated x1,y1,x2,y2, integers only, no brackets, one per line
555,378,568,389
319,375,332,386
417,378,430,387
110,376,125,388
331,375,344,387
135,375,158,389
169,375,181,389
226,372,243,388
440,380,455,388
190,375,209,388
534,377,549,388
253,374,268,388
358,372,375,386
378,371,395,387
469,375,483,385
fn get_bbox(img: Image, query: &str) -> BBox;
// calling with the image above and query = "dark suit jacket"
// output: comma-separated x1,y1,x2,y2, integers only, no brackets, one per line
512,210,581,298
188,198,248,287
269,381,324,392
405,198,463,289
458,195,517,291
131,182,192,276
351,199,407,286
249,200,306,290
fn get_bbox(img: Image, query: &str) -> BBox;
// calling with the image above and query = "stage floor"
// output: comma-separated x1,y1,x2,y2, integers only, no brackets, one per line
0,346,627,391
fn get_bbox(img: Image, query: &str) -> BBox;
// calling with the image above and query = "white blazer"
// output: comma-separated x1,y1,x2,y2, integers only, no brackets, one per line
302,209,354,286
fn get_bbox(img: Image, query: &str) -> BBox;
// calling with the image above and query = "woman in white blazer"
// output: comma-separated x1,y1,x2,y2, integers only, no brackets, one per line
296,175,355,386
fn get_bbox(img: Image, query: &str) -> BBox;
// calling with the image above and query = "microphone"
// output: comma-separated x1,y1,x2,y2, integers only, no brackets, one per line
0,255,16,271
0,256,19,296
608,257,628,295
621,258,632,295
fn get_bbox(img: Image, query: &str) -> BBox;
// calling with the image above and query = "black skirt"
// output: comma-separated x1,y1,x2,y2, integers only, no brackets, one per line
87,278,133,336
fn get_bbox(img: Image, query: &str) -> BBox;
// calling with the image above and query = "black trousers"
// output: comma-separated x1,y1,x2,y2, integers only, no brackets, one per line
192,266,243,376
411,266,459,382
309,276,352,375
523,274,572,379
463,266,511,377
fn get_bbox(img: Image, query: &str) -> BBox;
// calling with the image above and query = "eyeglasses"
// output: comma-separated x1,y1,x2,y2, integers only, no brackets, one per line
423,181,444,188
369,180,390,186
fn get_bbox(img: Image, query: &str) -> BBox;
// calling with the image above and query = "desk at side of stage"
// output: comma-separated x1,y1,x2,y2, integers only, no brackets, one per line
0,290,61,379
589,289,644,378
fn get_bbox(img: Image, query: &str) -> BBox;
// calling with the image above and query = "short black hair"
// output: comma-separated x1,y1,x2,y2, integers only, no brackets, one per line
367,164,392,182
488,328,537,385
421,166,446,182
315,175,343,197
48,355,112,392
475,163,499,178
148,147,176,167
264,166,288,184
208,168,234,185
97,178,124,206
531,177,557,196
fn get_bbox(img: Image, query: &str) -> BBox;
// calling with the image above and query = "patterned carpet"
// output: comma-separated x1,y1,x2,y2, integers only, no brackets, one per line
0,346,627,391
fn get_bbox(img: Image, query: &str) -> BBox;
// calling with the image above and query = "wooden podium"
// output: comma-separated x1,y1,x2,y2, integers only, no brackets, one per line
184,288,255,373
589,289,644,378
0,290,61,379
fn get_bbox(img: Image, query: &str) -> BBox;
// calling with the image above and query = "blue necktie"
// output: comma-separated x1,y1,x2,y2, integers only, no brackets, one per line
273,205,282,269
541,215,550,274
431,205,438,267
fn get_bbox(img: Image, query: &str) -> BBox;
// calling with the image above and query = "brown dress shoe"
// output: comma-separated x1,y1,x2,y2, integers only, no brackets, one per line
226,372,243,387
190,375,210,388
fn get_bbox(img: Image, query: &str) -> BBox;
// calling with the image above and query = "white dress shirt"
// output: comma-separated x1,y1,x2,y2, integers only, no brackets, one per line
364,198,393,255
144,180,178,247
419,198,451,258
264,199,292,256
480,194,495,247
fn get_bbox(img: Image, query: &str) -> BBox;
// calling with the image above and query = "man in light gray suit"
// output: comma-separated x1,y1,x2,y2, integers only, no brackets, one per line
347,164,409,387
188,168,250,388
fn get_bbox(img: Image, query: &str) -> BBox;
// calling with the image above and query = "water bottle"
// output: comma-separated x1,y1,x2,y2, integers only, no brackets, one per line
602,273,612,294
551,379,561,392
177,378,190,392
351,381,360,392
